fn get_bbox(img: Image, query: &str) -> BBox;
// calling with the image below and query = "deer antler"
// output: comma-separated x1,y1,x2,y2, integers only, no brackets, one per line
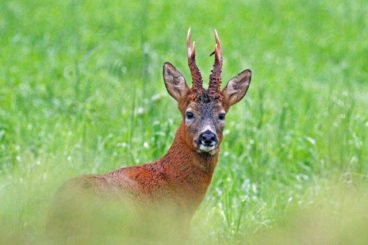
208,30,222,98
187,28,204,93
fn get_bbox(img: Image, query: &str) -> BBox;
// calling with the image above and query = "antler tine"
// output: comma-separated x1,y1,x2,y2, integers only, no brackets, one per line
187,28,203,92
187,28,193,58
214,29,222,57
208,29,223,97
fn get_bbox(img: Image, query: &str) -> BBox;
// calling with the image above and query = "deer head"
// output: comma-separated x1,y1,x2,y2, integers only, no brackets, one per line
163,29,252,155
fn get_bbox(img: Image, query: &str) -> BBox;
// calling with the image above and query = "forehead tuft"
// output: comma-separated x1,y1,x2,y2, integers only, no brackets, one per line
187,91,224,112
189,90,222,104
197,92,211,103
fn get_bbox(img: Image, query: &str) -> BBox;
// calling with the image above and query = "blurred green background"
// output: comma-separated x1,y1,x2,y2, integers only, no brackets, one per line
0,0,367,244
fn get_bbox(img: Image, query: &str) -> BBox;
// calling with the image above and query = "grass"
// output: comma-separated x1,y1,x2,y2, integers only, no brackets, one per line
0,0,367,243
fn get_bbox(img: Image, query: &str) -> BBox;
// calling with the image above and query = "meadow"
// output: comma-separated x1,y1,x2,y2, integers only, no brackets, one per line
0,0,367,244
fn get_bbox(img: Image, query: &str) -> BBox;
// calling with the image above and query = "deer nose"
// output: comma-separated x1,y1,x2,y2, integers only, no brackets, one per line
199,130,217,146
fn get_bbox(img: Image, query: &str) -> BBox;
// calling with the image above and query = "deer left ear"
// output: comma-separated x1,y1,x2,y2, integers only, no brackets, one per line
222,69,252,107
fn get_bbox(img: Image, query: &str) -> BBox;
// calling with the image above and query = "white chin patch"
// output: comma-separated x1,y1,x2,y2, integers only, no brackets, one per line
198,145,216,155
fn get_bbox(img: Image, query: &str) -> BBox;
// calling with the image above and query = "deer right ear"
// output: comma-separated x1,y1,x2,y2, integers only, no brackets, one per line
163,62,189,101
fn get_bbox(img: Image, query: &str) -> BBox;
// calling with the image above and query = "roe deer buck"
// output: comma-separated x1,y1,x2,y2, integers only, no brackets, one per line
50,29,252,239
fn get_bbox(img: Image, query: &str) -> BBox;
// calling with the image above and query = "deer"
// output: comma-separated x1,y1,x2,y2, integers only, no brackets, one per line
49,29,252,241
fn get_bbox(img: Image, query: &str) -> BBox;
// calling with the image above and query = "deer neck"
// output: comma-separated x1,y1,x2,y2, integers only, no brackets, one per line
156,122,219,208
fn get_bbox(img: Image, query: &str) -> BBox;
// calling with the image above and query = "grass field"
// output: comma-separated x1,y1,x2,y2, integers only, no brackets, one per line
0,0,367,244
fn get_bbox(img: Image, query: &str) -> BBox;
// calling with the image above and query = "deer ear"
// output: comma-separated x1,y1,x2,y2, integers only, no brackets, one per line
222,69,252,107
163,62,189,101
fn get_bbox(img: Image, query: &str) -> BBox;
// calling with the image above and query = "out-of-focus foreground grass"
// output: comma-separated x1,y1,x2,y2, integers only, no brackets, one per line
0,0,367,244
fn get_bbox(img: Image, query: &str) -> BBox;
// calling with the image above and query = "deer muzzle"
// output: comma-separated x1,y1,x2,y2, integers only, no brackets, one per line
196,130,218,154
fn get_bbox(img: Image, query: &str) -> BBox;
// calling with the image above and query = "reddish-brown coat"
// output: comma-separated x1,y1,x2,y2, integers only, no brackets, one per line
72,122,218,216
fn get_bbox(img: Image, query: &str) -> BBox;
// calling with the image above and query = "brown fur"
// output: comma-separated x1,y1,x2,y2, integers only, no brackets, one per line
66,121,217,215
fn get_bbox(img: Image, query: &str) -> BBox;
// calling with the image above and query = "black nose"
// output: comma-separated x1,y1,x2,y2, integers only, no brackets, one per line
199,130,217,146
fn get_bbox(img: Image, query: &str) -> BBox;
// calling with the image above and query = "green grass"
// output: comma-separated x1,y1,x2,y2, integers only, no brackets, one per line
0,0,367,243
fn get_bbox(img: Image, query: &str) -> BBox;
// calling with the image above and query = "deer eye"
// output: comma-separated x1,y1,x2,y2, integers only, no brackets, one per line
186,111,194,120
218,113,226,120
